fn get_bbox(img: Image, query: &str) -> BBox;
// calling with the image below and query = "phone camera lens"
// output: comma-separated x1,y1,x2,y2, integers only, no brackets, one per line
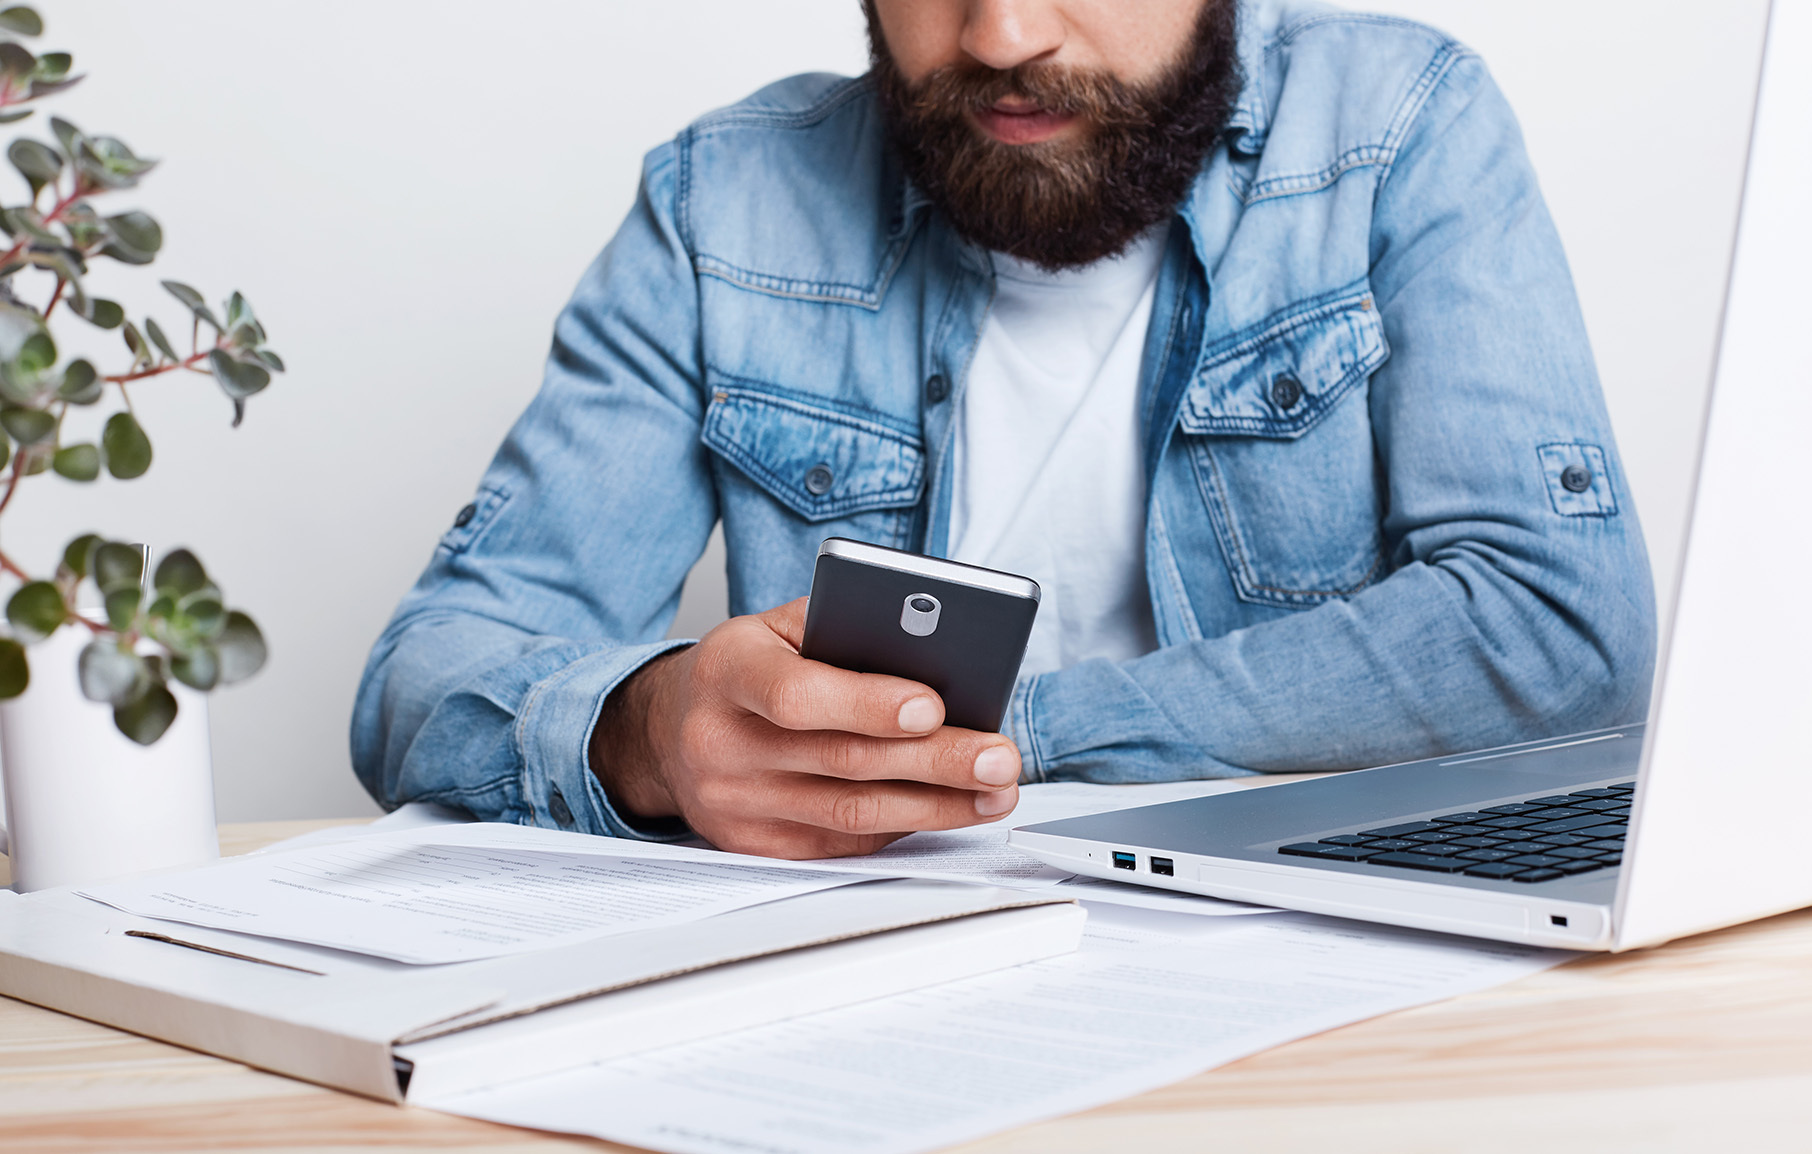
910,597,936,613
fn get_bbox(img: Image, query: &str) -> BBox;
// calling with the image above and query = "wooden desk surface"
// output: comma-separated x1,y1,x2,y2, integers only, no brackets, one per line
4,816,1810,1153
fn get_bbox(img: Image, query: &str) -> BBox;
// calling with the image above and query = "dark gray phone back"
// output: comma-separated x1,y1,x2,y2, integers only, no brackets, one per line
799,538,1039,733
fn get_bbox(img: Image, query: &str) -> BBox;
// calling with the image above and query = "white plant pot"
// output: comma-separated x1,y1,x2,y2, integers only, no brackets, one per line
0,622,217,893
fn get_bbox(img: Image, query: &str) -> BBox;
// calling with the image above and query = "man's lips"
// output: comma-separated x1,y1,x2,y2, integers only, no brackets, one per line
973,102,1079,145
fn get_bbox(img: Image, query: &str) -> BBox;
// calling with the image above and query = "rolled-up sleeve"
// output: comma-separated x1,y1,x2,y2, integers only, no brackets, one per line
351,143,715,838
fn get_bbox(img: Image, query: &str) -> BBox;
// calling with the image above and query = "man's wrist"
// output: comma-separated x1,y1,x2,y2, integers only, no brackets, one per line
589,649,683,820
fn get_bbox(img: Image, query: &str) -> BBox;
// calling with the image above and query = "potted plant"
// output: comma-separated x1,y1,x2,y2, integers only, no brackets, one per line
0,4,280,891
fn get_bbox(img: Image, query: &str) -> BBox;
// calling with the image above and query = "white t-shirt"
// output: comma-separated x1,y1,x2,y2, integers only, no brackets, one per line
948,227,1168,677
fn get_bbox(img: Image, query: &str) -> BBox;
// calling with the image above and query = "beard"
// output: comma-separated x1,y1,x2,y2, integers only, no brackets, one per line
867,1,1242,271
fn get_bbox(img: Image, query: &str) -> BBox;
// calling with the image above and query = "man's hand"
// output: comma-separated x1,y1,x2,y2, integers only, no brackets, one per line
589,597,1021,859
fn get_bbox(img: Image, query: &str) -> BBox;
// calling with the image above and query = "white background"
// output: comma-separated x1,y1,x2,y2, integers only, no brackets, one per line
0,1,1771,820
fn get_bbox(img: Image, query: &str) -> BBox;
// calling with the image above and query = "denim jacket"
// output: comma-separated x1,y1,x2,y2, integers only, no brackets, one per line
352,0,1657,837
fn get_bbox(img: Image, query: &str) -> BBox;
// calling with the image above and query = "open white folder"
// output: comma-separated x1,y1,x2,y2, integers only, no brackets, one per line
0,878,1083,1102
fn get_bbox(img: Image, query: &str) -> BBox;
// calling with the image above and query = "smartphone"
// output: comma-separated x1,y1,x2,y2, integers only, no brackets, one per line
799,538,1040,733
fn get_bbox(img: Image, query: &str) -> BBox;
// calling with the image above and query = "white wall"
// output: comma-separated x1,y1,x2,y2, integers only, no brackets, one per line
0,1,1768,820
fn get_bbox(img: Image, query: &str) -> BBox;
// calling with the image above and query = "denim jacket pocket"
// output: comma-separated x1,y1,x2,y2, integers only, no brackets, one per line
1178,290,1390,608
700,382,925,521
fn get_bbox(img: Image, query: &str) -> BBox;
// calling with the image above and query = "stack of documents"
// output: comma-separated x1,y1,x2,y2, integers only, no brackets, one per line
0,780,1566,1153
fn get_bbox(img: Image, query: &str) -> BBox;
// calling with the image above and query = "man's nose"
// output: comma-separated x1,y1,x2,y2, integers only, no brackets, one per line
958,0,1066,73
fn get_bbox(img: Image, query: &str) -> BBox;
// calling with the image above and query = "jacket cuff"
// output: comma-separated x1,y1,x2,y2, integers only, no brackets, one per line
1004,674,1046,784
514,637,696,841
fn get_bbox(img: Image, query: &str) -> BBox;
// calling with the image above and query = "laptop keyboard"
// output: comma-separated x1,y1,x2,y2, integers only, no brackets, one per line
1277,781,1634,884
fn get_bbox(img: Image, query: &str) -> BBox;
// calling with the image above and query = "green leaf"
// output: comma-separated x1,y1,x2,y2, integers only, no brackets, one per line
0,424,9,470
103,584,139,630
91,540,142,592
17,327,53,372
75,295,123,329
101,410,150,478
208,349,270,399
216,610,266,684
153,547,208,597
170,645,218,691
78,637,140,705
20,443,46,472
0,7,43,36
47,114,80,158
103,209,160,257
121,318,147,363
160,279,220,330
0,108,30,124
51,440,97,480
7,137,60,196
60,531,101,578
0,39,31,77
253,348,285,373
74,135,155,192
6,578,65,641
0,404,52,443
57,357,99,403
178,595,224,639
0,636,26,698
33,51,69,79
224,290,249,331
114,683,177,745
144,316,177,362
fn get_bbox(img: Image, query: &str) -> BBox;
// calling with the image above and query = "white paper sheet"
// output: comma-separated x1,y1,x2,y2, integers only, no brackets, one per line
426,905,1565,1154
78,841,855,964
407,778,1271,910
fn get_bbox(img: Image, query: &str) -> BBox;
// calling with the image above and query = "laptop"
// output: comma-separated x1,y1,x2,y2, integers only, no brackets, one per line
1009,0,1811,952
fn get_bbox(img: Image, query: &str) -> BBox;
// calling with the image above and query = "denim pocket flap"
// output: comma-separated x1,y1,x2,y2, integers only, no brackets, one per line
702,385,925,522
1180,290,1387,440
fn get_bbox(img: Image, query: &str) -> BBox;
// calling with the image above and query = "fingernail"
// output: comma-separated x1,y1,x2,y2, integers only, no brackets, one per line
898,696,940,733
975,786,1017,817
973,745,1020,787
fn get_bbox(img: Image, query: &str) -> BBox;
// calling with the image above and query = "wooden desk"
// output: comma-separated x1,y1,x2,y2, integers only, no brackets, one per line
4,818,1810,1153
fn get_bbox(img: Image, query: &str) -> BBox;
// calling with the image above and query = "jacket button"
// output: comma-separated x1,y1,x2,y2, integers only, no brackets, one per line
1561,464,1594,493
804,464,835,496
925,373,950,404
547,787,574,828
452,502,477,528
1271,374,1303,411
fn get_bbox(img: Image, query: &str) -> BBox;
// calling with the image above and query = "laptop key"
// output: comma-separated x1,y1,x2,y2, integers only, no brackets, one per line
1573,823,1629,839
1548,846,1604,860
1435,825,1497,838
1512,869,1564,883
1364,851,1471,873
1462,861,1531,878
1526,795,1582,806
1530,814,1618,834
1573,787,1626,798
1556,860,1609,874
1535,833,1594,847
1574,799,1627,812
1450,837,1508,848
1362,839,1419,851
1431,812,1496,824
1602,806,1632,817
1489,829,1540,841
1279,843,1339,858
1479,816,1540,829
1458,848,1517,861
1407,830,1463,843
1318,834,1375,846
1357,821,1446,838
1410,844,1466,856
1506,853,1569,868
1482,803,1547,815
1524,807,1591,820
1315,845,1383,861
1584,838,1626,851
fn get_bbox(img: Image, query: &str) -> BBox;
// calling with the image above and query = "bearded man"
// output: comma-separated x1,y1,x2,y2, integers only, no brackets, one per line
353,0,1656,858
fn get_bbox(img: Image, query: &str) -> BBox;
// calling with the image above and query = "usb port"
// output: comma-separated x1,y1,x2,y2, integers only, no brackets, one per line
1112,851,1137,870
1149,857,1174,876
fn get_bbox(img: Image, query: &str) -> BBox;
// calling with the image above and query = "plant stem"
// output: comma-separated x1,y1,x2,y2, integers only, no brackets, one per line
0,546,26,581
43,277,65,319
104,348,211,386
